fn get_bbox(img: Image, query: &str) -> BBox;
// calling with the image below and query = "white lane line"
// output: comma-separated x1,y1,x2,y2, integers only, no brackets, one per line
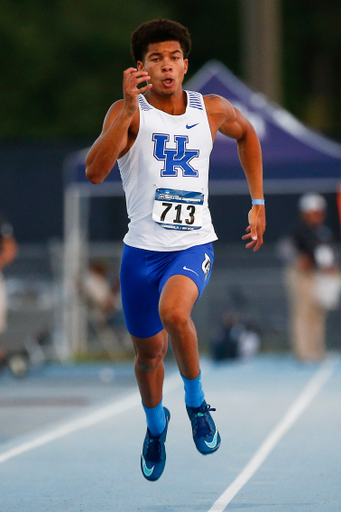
208,357,337,512
0,371,182,465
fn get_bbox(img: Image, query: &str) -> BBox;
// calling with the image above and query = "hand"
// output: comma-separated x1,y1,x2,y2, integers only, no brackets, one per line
122,67,152,116
242,205,266,251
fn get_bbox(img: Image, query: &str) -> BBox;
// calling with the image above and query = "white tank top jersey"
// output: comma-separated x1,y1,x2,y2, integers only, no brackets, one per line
117,90,218,251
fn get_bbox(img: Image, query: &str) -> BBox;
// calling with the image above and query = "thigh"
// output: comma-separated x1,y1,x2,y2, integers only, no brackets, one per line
159,274,199,319
120,245,163,338
159,242,214,303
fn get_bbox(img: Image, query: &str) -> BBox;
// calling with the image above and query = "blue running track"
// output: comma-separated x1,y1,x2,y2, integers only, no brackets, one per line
0,354,340,511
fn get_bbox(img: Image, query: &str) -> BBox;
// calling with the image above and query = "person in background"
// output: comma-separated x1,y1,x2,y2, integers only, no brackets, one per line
281,193,340,362
210,310,260,361
81,261,119,323
0,214,18,366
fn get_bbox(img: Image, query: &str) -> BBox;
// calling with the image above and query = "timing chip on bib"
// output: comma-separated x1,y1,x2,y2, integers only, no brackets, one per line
152,188,204,231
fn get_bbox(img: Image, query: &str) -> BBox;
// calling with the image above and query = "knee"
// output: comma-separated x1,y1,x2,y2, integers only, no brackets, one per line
135,343,167,373
159,306,188,335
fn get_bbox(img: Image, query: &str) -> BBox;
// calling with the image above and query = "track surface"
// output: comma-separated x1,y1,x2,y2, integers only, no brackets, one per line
0,354,340,511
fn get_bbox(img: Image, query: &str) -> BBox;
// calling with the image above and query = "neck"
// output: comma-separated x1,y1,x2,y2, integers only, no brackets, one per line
144,89,187,115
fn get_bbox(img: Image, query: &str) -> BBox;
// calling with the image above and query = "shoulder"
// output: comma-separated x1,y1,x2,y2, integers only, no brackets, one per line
101,100,124,133
202,94,238,137
102,99,139,136
103,99,124,123
203,94,236,120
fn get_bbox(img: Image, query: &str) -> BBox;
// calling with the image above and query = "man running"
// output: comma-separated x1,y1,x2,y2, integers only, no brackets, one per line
86,19,265,481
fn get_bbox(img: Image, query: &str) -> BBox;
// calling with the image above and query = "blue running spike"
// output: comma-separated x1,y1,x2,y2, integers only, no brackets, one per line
186,400,221,455
140,407,170,481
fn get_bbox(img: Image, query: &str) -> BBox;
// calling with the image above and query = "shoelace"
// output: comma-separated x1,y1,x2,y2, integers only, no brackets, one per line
193,404,216,438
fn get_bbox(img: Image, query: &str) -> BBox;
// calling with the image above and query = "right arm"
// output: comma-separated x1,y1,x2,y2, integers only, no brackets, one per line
85,68,152,184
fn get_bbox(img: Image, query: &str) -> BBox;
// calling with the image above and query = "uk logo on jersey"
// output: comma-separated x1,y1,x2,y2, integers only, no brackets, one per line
152,133,199,178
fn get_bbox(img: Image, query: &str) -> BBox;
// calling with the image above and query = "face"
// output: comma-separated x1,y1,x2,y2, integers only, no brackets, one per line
137,40,188,96
302,209,325,226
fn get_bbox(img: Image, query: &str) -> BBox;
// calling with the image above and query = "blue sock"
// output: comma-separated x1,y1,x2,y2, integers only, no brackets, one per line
181,372,205,408
142,400,166,436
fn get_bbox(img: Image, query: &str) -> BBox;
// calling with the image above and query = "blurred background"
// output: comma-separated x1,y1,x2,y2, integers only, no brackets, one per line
0,0,340,370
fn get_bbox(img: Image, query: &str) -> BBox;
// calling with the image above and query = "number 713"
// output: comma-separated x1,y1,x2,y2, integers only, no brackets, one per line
160,202,196,225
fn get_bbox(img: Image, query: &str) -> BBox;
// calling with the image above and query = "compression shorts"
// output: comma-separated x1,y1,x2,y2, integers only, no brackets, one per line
120,242,214,338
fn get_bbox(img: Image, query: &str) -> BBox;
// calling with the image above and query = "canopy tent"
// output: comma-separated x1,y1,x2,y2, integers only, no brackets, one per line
61,61,341,359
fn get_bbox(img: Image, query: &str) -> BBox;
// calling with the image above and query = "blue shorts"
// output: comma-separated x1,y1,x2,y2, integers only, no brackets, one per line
120,242,214,338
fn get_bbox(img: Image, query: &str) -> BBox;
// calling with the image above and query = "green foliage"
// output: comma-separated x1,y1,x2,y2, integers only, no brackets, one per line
1,0,341,140
0,0,172,139
282,1,341,136
170,0,240,78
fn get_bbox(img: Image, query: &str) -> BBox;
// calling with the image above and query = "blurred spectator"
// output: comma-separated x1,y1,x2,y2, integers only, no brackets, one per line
210,310,260,361
278,193,341,362
80,261,119,325
0,213,18,366
78,261,130,357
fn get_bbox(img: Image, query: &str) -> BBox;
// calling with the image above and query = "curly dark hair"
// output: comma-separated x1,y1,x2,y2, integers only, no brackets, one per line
131,19,191,63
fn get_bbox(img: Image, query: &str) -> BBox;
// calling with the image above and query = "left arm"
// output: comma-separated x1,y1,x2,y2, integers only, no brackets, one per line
204,95,266,251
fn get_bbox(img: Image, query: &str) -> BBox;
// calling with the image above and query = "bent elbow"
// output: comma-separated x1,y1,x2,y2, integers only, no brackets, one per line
85,155,107,184
85,166,105,184
85,148,116,184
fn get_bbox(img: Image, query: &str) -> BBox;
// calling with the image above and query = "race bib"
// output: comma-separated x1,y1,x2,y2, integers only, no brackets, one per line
152,188,204,231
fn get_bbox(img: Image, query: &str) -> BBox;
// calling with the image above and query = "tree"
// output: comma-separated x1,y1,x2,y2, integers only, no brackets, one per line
0,0,171,139
1,0,341,140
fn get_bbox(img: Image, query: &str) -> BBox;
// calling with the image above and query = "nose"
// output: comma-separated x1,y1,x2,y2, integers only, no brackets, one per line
162,58,173,72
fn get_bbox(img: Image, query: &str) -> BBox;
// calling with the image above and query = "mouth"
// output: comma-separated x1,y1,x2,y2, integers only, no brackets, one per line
162,78,175,88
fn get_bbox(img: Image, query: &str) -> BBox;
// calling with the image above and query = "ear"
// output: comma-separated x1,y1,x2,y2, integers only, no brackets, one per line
183,59,189,75
137,60,144,71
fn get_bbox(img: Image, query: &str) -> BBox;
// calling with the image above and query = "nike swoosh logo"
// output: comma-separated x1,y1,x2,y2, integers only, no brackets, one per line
141,455,154,477
205,431,218,449
186,123,199,129
183,266,199,277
